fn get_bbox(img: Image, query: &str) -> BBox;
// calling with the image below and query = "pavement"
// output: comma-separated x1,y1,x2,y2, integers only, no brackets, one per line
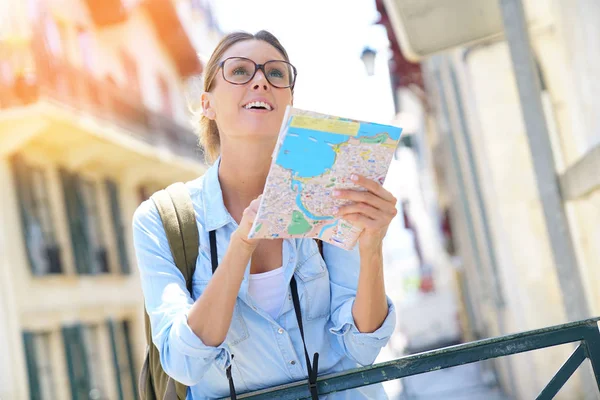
382,362,511,400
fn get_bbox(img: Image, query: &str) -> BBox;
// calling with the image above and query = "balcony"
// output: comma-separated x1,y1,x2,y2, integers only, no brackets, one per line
142,0,203,77
0,41,203,165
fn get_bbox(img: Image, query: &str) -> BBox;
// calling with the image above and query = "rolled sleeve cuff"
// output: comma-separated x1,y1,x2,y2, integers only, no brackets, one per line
329,297,396,348
169,311,233,371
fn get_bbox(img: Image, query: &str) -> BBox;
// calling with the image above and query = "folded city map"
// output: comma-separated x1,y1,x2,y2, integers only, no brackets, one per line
248,106,403,250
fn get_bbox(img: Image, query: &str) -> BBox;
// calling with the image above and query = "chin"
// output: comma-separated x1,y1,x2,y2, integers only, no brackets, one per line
243,128,279,141
237,121,280,139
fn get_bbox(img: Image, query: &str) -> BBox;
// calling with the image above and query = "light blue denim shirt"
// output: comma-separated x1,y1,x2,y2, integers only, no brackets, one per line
132,160,397,399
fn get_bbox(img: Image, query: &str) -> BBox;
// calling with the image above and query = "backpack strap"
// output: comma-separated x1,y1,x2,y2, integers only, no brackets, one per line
149,182,198,400
151,182,199,293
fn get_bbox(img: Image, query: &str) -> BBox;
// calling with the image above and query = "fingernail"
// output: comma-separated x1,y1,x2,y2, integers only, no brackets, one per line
333,190,341,197
332,206,339,214
350,174,358,181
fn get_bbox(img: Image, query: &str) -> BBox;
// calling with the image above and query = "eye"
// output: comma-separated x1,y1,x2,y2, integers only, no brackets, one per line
232,67,250,76
267,68,285,79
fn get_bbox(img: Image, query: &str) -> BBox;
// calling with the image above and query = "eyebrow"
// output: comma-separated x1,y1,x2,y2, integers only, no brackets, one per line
220,56,287,64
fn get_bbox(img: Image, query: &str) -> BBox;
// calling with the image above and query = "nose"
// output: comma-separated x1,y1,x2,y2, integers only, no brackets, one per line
251,69,270,91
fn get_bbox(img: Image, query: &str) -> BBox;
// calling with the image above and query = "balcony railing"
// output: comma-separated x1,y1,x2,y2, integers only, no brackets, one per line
0,42,203,163
226,317,600,399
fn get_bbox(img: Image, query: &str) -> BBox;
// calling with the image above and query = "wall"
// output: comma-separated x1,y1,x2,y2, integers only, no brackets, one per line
419,0,600,397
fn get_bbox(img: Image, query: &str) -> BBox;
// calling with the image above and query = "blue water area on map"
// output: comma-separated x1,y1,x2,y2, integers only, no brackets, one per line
275,122,402,178
319,221,339,238
291,180,333,221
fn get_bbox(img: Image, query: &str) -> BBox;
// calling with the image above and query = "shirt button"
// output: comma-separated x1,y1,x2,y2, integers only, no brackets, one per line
278,328,284,334
290,360,296,365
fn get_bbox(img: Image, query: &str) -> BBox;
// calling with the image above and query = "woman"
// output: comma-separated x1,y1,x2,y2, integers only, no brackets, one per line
133,30,398,399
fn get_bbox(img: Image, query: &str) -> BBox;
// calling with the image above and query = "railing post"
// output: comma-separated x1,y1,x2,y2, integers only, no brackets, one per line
583,323,600,389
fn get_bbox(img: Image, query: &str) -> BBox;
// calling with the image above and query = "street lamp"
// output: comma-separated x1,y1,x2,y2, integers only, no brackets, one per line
360,46,377,76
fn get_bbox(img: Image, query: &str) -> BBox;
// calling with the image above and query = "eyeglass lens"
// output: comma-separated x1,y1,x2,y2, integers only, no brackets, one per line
222,58,295,88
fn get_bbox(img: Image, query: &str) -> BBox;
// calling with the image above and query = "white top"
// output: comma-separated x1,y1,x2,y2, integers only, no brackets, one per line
248,266,286,319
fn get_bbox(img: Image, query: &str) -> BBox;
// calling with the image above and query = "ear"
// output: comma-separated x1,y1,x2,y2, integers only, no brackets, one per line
201,92,216,120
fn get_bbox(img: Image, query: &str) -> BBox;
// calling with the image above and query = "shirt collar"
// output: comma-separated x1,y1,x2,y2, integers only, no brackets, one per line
201,157,236,231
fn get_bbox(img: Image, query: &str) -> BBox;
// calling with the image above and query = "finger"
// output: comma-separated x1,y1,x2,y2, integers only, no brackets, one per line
340,214,381,230
337,202,381,220
248,195,262,212
334,189,397,216
249,201,261,212
243,206,257,219
350,174,396,202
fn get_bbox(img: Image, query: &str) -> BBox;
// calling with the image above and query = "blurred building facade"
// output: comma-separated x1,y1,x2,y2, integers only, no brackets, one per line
377,0,600,399
0,0,220,398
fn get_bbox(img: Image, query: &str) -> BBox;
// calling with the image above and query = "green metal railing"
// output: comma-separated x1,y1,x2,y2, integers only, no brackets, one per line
224,317,600,399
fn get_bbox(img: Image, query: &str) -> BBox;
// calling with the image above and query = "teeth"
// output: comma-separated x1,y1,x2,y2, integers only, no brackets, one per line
244,101,272,110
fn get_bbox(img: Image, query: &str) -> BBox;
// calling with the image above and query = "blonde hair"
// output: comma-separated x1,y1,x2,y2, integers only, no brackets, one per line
195,30,292,163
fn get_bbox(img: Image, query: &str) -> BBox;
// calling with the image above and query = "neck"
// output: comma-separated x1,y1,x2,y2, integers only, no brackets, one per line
218,136,276,218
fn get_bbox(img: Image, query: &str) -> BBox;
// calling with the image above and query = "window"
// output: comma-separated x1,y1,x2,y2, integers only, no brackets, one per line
106,180,130,274
60,171,109,275
120,50,140,99
62,324,107,400
62,325,89,399
81,325,107,399
44,17,64,58
108,320,138,400
80,179,109,274
23,331,57,400
137,185,150,204
190,0,203,11
158,75,173,117
12,155,62,275
0,59,13,84
77,27,95,72
27,0,39,20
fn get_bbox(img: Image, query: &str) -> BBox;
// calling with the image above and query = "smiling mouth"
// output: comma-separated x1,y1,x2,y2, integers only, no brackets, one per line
243,101,273,111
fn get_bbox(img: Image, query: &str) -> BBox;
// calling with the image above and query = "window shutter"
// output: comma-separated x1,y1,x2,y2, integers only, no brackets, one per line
60,170,91,274
11,155,37,274
107,319,138,400
122,321,139,399
62,325,91,400
73,175,92,273
23,332,42,400
105,180,130,274
107,319,124,400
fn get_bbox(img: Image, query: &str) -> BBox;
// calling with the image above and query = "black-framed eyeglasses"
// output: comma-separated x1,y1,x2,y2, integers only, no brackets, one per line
219,57,297,89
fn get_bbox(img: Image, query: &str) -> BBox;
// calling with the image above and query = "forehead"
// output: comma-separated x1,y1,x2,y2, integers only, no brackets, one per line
221,39,286,64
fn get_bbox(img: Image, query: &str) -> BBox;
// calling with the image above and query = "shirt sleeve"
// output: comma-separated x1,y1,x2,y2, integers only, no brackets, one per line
324,242,397,366
132,199,232,386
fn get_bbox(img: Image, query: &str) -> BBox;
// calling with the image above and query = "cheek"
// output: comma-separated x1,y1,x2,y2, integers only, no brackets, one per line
275,91,293,114
213,91,242,121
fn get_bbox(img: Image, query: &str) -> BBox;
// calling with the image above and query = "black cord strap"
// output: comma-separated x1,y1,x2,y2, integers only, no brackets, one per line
209,232,318,399
209,231,236,400
291,276,320,400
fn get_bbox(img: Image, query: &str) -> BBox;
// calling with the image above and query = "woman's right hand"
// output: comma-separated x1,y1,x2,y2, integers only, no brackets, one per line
232,195,262,252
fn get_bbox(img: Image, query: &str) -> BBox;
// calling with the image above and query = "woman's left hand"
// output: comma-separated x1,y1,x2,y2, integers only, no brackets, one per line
334,174,398,251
